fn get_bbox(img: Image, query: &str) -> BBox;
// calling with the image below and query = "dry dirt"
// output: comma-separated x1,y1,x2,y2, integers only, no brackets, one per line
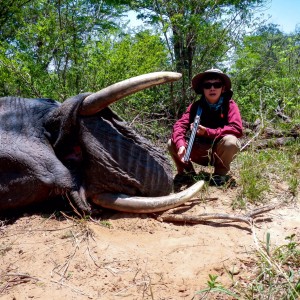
0,181,299,300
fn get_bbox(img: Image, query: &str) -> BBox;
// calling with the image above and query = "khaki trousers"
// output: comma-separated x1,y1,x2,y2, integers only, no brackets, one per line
167,135,240,176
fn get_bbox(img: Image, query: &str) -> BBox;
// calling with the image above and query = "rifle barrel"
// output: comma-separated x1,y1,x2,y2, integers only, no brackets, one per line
183,111,201,163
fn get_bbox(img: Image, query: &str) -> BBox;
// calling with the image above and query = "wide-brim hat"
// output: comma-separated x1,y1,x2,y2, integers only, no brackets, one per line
192,68,231,94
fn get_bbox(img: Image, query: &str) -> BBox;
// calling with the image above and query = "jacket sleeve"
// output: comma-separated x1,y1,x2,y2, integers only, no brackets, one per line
171,103,193,150
205,99,243,140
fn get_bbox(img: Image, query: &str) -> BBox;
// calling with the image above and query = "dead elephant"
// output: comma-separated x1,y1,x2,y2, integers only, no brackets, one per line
0,72,204,214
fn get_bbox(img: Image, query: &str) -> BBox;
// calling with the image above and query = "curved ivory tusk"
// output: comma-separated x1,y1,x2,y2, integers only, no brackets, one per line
79,71,182,116
91,180,205,213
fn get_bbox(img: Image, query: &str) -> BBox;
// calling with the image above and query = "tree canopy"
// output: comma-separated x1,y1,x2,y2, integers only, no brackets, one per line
232,24,300,124
0,0,299,129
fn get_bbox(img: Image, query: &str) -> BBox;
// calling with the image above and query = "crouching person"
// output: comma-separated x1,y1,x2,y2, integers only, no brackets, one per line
168,68,243,186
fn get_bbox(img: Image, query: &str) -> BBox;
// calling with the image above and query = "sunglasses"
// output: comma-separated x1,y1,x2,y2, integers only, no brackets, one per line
203,82,223,89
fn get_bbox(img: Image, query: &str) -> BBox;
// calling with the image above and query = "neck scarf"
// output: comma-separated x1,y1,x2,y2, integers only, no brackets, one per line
205,96,223,111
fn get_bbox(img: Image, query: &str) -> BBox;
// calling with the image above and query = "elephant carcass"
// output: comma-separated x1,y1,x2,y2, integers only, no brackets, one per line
0,72,204,214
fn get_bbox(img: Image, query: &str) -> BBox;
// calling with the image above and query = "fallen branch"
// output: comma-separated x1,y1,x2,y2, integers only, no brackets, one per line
255,137,295,149
275,106,292,123
157,204,277,225
0,273,39,293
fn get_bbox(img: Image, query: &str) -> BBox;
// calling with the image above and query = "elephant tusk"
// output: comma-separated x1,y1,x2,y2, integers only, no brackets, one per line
91,180,205,213
79,71,182,116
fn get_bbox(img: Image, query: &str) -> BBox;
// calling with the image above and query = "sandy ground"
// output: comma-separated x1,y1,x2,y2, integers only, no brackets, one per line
0,182,299,300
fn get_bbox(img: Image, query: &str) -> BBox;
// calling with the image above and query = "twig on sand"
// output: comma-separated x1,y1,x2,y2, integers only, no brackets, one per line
157,204,277,225
50,279,92,297
0,272,92,297
0,273,39,293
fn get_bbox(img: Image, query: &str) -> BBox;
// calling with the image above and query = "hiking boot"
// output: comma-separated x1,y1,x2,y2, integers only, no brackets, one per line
196,171,211,182
174,171,196,184
209,174,235,187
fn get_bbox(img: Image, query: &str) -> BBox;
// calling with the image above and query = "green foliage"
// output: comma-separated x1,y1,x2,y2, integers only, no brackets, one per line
274,234,300,266
0,0,32,41
0,0,173,116
231,24,300,123
129,0,266,117
198,234,300,300
234,142,299,208
0,0,299,145
243,233,300,299
100,220,112,228
97,30,169,87
195,274,240,299
234,150,270,207
87,30,172,135
0,0,129,100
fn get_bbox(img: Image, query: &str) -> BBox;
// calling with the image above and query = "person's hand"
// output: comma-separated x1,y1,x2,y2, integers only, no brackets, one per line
177,146,186,163
190,123,207,136
197,125,207,136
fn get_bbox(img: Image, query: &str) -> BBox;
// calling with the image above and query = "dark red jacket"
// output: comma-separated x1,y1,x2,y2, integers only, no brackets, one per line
171,91,243,150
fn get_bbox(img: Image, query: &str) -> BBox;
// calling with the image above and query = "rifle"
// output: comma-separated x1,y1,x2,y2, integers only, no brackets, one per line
183,105,202,163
